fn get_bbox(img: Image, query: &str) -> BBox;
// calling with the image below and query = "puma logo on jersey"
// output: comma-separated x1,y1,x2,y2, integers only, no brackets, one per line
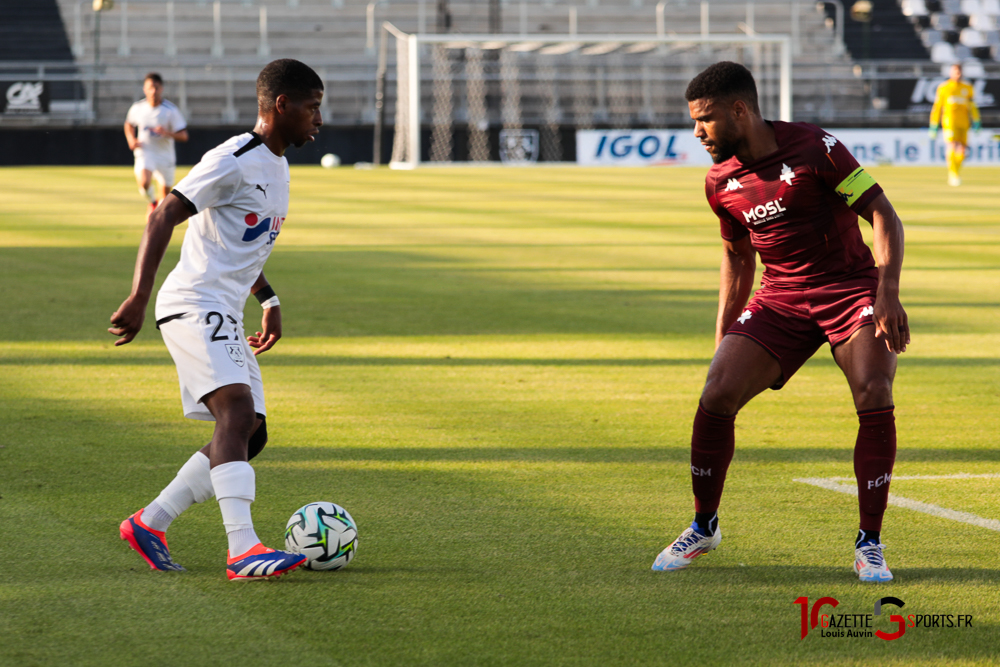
859,305,874,319
823,135,838,153
737,309,752,324
742,198,787,224
255,184,269,198
726,178,743,191
780,163,796,185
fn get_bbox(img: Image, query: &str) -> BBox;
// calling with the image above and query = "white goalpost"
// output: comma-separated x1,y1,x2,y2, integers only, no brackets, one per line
376,23,792,169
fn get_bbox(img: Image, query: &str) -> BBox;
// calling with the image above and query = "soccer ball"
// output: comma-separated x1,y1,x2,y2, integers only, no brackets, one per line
320,153,340,169
284,502,358,570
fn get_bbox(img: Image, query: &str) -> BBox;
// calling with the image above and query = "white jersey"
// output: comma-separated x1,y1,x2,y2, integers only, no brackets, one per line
126,98,186,163
155,132,289,321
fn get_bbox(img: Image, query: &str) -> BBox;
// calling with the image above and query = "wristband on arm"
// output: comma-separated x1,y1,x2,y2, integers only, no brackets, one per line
254,284,280,309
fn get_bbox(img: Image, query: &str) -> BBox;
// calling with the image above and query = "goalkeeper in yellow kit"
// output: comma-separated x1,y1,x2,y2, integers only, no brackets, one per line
929,63,981,186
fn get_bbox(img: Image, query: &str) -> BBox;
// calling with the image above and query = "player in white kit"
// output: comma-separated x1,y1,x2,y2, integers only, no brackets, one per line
110,60,323,581
124,73,188,216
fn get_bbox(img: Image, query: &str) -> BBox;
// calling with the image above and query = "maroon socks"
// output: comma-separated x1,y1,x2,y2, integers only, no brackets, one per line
854,406,897,531
690,404,736,515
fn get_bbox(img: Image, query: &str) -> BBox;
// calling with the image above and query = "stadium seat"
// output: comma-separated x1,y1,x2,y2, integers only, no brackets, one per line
903,0,930,15
943,0,963,12
970,13,998,28
960,0,982,14
962,57,988,73
960,27,988,45
955,43,974,56
983,0,1000,14
915,14,934,26
922,27,945,44
970,45,994,58
932,40,958,59
955,13,972,27
933,12,957,28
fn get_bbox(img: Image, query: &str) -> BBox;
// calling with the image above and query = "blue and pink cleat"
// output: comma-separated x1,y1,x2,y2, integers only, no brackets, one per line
226,543,306,581
120,510,186,571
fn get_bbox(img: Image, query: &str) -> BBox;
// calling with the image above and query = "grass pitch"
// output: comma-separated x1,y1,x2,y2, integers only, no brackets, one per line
1,164,998,666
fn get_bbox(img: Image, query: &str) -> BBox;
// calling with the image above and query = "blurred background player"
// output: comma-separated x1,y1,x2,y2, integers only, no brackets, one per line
110,59,324,580
651,62,909,582
928,63,981,187
124,72,189,216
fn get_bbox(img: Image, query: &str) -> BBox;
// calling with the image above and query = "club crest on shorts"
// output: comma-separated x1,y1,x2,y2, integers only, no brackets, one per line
225,343,246,367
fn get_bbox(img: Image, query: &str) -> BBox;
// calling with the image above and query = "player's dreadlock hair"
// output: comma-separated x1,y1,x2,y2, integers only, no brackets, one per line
685,62,760,114
256,59,324,114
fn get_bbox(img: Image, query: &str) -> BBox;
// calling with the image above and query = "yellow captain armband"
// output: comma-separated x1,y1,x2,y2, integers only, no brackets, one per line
835,167,878,206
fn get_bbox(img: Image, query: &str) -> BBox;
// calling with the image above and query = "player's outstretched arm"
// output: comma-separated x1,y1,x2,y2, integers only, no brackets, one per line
715,236,756,349
247,272,282,356
108,194,190,346
861,193,909,354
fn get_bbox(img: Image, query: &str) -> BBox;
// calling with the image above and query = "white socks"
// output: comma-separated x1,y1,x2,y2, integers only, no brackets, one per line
210,461,260,557
142,451,213,532
139,453,262,557
139,184,156,203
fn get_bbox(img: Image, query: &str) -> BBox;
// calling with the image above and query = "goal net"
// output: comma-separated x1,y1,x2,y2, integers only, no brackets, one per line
377,24,791,168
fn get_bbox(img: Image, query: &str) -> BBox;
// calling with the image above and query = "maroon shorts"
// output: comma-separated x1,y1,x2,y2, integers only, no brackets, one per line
726,276,878,389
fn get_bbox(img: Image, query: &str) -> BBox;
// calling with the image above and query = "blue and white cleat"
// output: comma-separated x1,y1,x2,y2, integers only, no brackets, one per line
855,541,893,582
651,522,722,571
120,510,186,571
227,543,307,581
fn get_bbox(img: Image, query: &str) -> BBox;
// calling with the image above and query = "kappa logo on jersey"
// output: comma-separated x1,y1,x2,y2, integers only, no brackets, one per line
726,178,743,191
742,198,787,224
780,163,796,186
737,309,753,324
242,212,285,245
859,305,874,319
823,135,838,153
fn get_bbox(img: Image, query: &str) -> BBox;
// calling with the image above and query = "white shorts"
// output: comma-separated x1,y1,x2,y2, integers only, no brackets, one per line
134,152,176,187
157,309,266,421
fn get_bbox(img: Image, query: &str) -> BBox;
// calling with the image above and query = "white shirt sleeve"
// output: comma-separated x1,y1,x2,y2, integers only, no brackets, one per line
172,151,241,214
171,105,187,133
125,102,139,126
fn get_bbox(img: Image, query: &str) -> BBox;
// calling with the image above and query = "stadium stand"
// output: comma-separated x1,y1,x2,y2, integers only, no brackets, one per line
0,0,74,62
43,0,866,127
902,0,1000,65
824,0,929,60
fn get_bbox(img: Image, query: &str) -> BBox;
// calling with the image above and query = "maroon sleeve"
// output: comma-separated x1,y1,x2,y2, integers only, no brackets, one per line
705,172,749,242
811,131,884,215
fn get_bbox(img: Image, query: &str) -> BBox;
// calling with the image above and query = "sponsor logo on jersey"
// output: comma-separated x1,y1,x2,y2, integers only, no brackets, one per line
859,305,874,319
780,163,796,185
823,135,838,153
242,212,285,244
726,178,743,191
741,198,787,224
255,183,269,198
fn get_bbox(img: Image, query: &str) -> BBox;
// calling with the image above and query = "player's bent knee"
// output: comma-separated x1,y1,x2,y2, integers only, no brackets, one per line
699,381,742,416
248,414,267,461
855,376,894,410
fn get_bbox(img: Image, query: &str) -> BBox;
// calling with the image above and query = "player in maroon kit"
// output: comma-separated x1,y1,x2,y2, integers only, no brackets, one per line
651,62,909,582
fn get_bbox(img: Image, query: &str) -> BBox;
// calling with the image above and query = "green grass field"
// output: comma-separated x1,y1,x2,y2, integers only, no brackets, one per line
1,164,998,666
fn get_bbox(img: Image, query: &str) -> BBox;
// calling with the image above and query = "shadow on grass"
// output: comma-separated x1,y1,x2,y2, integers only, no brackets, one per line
263,446,1000,465
3,353,998,368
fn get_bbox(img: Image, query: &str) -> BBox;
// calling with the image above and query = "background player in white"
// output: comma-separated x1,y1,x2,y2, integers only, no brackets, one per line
110,59,323,580
124,73,188,216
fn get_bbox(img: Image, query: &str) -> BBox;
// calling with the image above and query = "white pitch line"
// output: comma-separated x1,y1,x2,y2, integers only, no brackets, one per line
794,477,1000,533
824,473,1000,482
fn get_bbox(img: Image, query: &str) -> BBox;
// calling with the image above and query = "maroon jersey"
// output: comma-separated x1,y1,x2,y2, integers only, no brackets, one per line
705,121,883,290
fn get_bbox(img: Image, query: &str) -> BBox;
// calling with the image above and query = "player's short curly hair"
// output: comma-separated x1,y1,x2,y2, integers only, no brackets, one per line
256,59,324,114
685,61,760,114
144,72,163,85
